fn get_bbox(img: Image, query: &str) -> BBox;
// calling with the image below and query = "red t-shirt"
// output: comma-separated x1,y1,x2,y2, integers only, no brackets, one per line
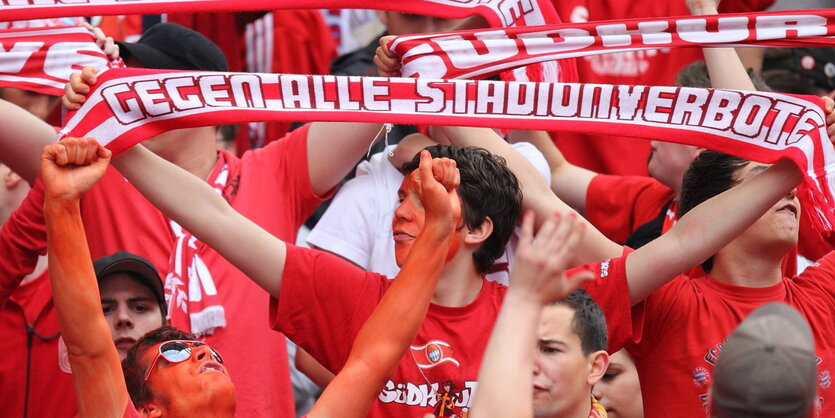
549,0,774,176
596,252,835,418
585,174,676,245
0,271,76,418
0,125,321,417
271,244,633,417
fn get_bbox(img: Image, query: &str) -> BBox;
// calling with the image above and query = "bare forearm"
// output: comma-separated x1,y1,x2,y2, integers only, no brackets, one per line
307,122,383,196
112,145,285,296
45,197,129,417
311,219,453,417
692,2,756,91
0,99,57,185
627,160,802,304
471,292,539,418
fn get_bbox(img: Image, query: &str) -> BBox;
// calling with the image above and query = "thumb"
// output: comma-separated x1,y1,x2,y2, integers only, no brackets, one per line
564,270,595,291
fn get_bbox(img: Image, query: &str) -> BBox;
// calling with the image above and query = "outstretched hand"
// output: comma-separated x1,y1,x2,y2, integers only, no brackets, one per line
374,35,400,77
411,150,462,229
41,137,111,200
62,66,98,111
509,211,593,304
685,0,720,15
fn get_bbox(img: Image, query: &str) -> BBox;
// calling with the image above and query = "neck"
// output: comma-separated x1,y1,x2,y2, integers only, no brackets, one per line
166,146,218,180
166,402,235,418
710,243,784,287
431,252,483,307
555,400,593,418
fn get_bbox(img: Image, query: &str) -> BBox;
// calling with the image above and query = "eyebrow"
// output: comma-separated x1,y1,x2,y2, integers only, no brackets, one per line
100,297,156,304
538,339,568,348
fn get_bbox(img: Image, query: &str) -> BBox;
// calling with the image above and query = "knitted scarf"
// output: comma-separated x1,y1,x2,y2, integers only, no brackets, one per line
58,67,835,232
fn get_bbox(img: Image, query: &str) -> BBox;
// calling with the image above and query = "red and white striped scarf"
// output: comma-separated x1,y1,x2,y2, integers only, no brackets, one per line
58,67,835,232
0,0,572,84
163,155,235,336
391,8,835,80
0,25,112,95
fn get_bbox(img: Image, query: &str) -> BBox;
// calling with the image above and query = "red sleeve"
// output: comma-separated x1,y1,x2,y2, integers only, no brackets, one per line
0,179,46,304
571,248,634,353
794,251,835,301
270,245,385,374
242,123,333,229
585,174,674,244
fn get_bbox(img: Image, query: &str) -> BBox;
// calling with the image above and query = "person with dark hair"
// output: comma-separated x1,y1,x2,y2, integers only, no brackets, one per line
110,135,524,416
42,137,461,417
470,211,606,418
0,20,395,417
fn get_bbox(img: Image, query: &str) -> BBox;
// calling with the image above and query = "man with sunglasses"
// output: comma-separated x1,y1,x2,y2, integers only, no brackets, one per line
41,137,463,417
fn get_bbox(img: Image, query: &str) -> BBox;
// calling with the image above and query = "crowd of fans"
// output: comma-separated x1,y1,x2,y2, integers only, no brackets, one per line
1,1,835,417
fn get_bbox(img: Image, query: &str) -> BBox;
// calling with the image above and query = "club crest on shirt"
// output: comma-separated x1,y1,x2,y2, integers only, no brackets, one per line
411,340,460,369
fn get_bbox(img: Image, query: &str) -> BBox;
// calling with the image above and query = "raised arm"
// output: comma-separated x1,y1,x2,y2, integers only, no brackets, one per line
506,129,597,215
64,66,382,198
310,151,460,417
42,138,130,417
625,159,802,305
111,145,286,296
470,211,594,418
0,99,57,185
687,0,756,91
437,125,622,266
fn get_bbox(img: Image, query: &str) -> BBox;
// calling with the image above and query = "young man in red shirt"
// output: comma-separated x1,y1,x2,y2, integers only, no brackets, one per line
41,136,467,418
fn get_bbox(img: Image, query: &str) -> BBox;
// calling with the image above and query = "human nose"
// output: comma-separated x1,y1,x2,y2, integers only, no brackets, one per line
115,304,133,329
788,187,798,200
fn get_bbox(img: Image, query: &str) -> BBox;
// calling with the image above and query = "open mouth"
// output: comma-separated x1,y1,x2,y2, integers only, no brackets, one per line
199,361,224,375
777,203,798,218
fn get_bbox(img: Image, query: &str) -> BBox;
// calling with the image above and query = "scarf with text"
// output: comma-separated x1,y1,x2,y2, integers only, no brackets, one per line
0,0,570,84
163,154,236,336
0,25,111,95
391,8,835,80
59,67,835,232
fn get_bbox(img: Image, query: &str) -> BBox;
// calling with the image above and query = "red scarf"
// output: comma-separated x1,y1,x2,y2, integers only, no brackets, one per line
163,153,238,336
391,8,835,80
58,67,835,233
0,0,572,84
0,25,111,95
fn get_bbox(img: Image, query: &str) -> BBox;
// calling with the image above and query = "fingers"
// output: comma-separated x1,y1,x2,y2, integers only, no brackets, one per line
374,36,401,77
63,67,98,110
431,157,459,192
517,210,535,251
53,137,105,167
823,97,835,142
417,149,434,188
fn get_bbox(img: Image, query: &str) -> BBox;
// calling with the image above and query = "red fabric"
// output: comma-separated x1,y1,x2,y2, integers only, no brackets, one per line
601,252,835,417
549,0,775,176
0,271,76,418
272,244,633,416
585,174,675,244
0,125,322,418
123,402,142,418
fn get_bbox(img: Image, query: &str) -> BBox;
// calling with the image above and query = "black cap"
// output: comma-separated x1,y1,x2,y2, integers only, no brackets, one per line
117,23,227,71
94,251,167,315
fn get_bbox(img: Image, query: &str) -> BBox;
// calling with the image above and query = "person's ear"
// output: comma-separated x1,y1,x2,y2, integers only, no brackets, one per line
3,169,22,190
140,403,162,418
463,216,493,246
586,350,610,386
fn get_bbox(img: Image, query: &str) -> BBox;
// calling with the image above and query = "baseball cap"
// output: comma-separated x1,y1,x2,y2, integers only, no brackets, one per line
762,47,835,94
117,23,227,71
711,303,817,418
94,251,167,315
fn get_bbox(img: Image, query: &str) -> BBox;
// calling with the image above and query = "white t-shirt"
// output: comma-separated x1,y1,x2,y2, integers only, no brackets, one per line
306,142,551,285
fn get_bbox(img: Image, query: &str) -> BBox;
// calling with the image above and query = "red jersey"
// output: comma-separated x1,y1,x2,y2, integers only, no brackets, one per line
585,174,676,245
0,125,322,417
271,244,633,417
587,252,835,418
0,271,76,418
549,0,774,176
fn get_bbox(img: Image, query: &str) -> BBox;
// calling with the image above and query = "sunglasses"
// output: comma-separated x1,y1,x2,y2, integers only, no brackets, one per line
143,340,224,383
